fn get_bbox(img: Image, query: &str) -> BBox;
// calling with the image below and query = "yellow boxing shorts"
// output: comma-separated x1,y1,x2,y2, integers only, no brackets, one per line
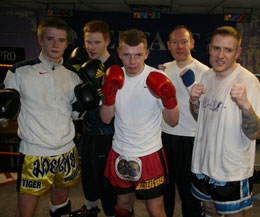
17,146,81,196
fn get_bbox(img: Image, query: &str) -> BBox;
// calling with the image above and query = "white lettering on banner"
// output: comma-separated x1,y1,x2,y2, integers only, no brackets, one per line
109,30,200,51
109,30,123,49
0,51,16,61
149,32,167,50
109,30,167,51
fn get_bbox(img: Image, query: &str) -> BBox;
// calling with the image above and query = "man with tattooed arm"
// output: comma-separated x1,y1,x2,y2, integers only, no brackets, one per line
189,26,260,217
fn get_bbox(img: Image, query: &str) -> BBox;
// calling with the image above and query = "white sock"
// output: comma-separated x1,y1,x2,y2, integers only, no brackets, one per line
49,199,69,212
86,200,98,209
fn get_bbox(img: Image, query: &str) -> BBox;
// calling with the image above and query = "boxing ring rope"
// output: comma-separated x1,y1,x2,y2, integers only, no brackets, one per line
0,152,20,156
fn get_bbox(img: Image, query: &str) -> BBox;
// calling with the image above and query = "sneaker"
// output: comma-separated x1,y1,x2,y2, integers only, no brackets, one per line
70,205,100,217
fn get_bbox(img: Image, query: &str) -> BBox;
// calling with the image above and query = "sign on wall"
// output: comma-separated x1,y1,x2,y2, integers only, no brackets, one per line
0,47,25,65
0,47,25,82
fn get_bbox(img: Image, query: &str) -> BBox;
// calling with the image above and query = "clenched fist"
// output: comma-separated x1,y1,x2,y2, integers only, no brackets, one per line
190,83,206,104
230,83,251,110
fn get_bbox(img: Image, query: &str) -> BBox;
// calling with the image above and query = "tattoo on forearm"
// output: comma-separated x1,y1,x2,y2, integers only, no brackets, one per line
242,106,260,138
190,101,200,120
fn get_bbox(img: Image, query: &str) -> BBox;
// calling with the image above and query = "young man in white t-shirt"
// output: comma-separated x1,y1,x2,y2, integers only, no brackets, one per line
190,26,260,217
100,29,179,217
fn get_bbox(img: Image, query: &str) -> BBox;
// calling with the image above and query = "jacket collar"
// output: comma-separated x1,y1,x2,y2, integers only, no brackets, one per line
39,52,63,70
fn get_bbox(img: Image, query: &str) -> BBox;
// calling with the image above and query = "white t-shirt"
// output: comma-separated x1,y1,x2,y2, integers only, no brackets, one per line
161,59,208,137
112,64,164,157
191,64,260,181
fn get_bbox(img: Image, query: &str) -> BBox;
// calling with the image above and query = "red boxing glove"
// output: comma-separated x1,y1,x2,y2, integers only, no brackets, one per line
146,71,177,109
101,65,124,106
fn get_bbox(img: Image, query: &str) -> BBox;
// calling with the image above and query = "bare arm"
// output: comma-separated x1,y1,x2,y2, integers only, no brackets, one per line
241,106,260,139
189,83,205,119
99,104,115,124
162,106,179,127
189,100,200,120
231,83,260,140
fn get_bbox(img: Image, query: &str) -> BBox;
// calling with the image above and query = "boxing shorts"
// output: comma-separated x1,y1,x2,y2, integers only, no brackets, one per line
17,146,81,196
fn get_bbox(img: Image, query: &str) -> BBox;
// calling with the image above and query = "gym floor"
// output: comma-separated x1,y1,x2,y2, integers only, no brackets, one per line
1,121,260,217
0,179,260,217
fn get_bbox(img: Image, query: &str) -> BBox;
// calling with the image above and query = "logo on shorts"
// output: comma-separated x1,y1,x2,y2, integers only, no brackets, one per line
64,164,81,183
136,176,165,190
22,179,42,189
115,155,142,181
32,151,76,178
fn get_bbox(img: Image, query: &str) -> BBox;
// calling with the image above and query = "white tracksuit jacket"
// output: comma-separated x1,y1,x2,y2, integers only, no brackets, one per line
4,53,81,156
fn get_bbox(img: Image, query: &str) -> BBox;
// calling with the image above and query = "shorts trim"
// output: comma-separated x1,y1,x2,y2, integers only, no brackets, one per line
191,173,253,214
191,183,212,201
215,196,253,214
